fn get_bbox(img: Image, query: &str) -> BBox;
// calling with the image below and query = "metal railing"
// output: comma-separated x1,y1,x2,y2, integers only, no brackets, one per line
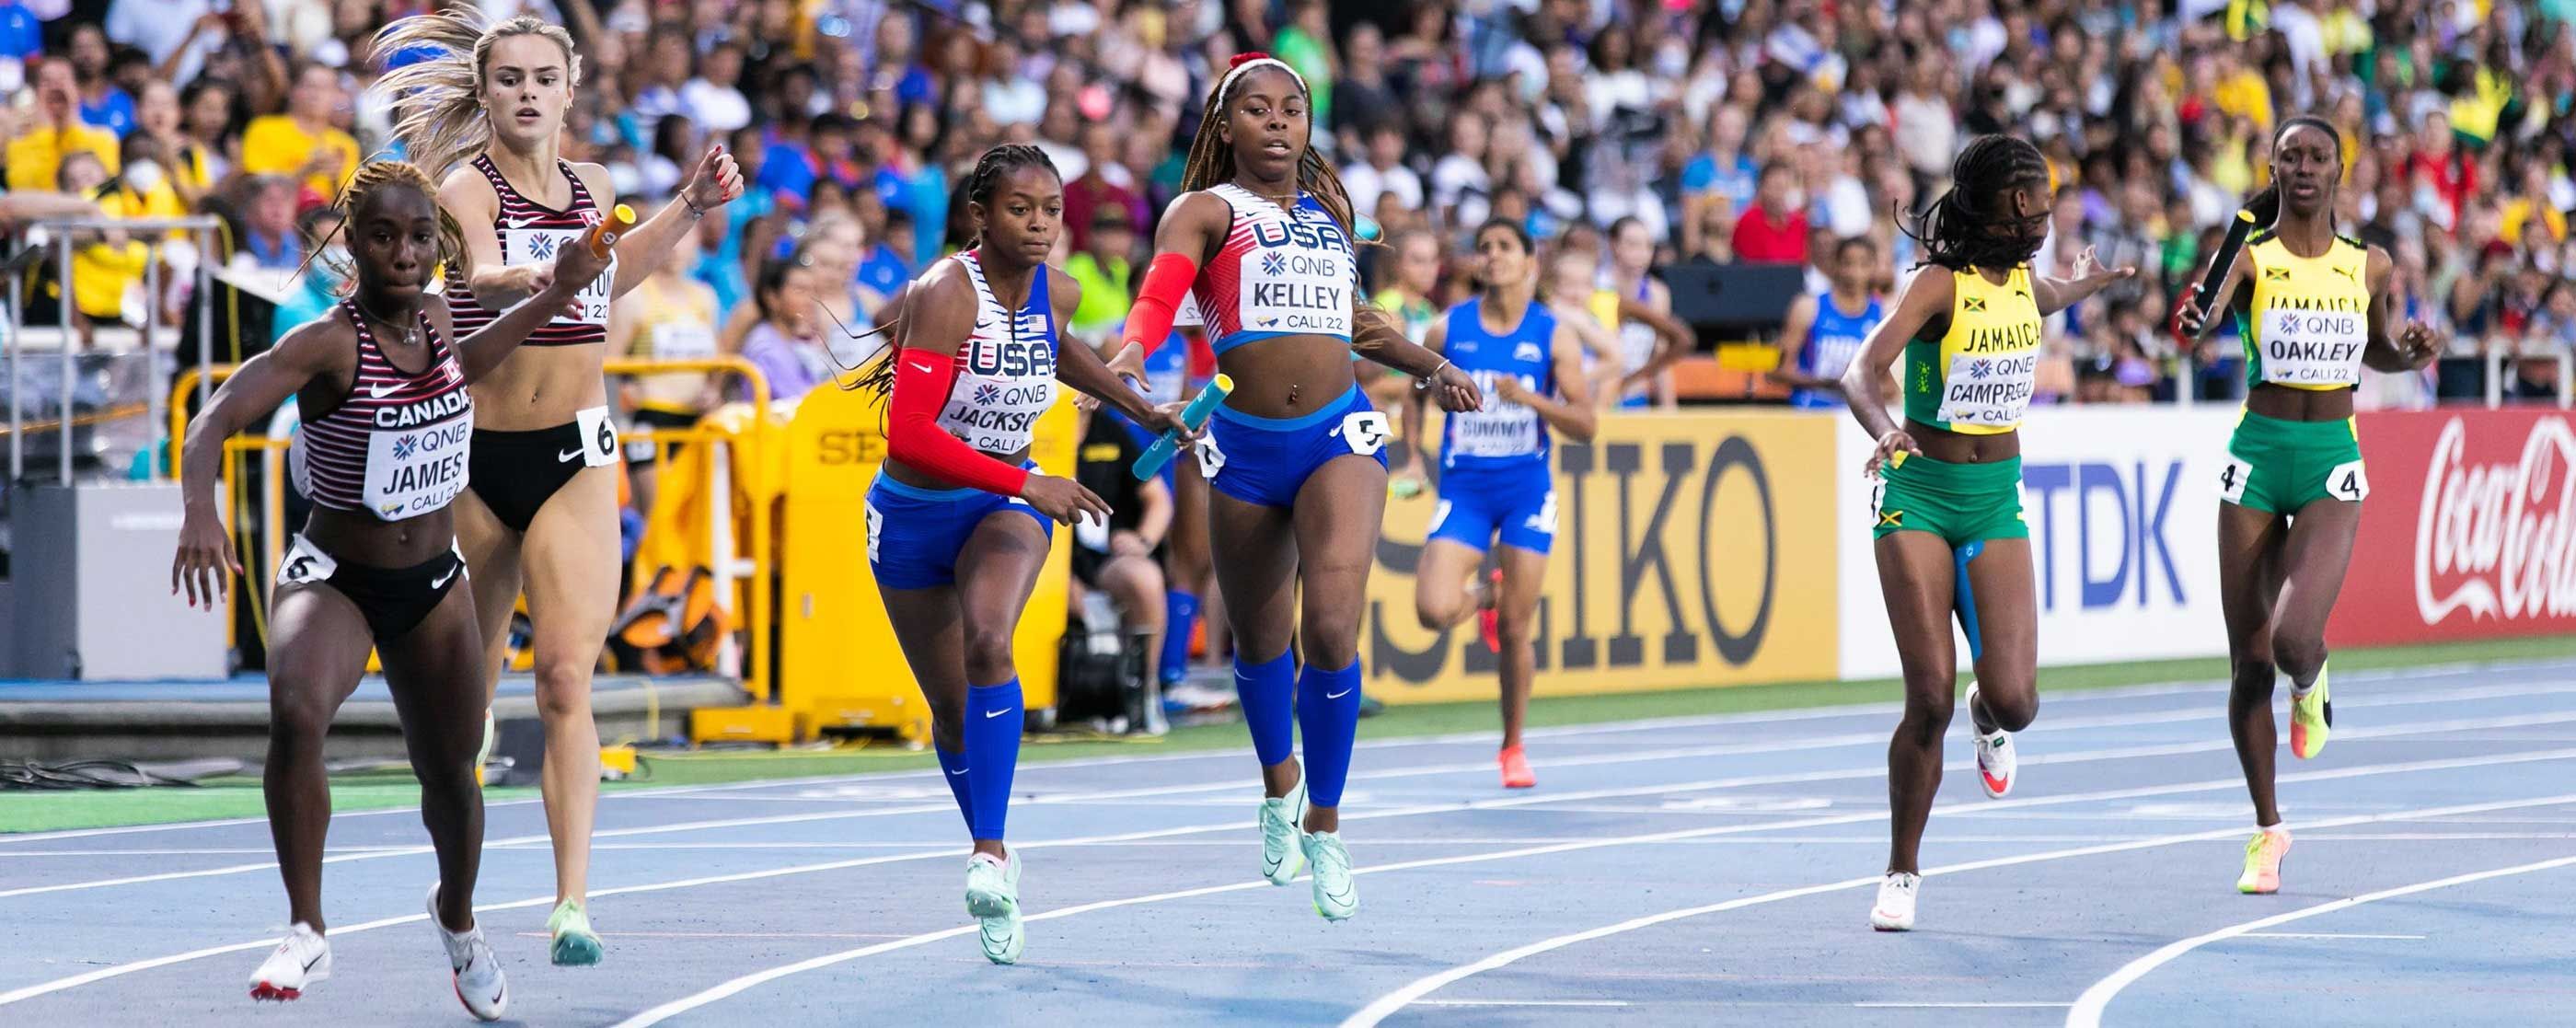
6,215,224,484
168,355,778,692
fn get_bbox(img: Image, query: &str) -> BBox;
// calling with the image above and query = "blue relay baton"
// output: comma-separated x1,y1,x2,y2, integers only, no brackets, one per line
1133,374,1233,480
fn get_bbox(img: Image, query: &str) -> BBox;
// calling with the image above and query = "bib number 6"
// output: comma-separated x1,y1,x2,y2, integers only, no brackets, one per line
1340,411,1392,456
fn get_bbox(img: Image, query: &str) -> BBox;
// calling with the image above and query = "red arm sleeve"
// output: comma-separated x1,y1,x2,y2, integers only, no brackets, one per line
1120,252,1198,355
884,347,1032,497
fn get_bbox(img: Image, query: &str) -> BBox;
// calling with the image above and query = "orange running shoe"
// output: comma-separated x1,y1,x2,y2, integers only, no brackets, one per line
2236,826,2291,895
1499,745,1535,789
1476,569,1503,653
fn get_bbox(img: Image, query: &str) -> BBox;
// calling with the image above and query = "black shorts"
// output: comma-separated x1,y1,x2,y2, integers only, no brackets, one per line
629,407,699,460
278,536,466,642
468,417,609,533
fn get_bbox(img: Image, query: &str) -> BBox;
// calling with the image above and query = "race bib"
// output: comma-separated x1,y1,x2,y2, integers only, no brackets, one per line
2327,458,2369,502
650,322,717,361
2258,306,2365,387
1936,351,2038,429
572,405,621,468
364,411,471,521
1340,410,1392,456
503,226,617,325
863,499,884,563
1236,214,1354,339
1195,433,1227,479
1074,511,1111,552
276,535,337,586
1449,385,1542,459
1525,490,1561,536
2219,456,2254,504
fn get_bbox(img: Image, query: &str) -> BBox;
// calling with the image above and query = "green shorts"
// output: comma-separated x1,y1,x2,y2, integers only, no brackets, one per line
2222,410,2367,514
1871,453,2028,545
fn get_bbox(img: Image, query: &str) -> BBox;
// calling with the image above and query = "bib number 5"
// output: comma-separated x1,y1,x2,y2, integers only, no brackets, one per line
1340,411,1392,456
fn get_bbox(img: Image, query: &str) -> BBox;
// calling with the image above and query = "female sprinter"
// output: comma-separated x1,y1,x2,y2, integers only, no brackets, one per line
376,10,744,964
1116,53,1480,921
1838,135,2132,931
171,161,605,1016
2177,116,2441,895
853,144,1191,964
1407,219,1596,790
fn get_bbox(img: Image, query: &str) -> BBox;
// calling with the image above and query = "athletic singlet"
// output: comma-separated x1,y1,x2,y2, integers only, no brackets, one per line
620,273,720,413
1438,296,1558,470
291,300,473,520
1792,291,1885,410
1902,264,2041,435
935,249,1058,455
2237,231,2370,390
442,155,618,346
1190,182,1356,352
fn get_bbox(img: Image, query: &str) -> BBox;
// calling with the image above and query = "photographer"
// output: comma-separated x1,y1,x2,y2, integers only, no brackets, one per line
1066,398,1173,733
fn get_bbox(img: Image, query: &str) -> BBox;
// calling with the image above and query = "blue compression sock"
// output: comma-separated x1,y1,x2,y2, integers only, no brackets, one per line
933,743,974,832
1161,590,1199,685
1234,649,1297,767
964,679,1022,841
1297,660,1363,808
1953,540,1986,663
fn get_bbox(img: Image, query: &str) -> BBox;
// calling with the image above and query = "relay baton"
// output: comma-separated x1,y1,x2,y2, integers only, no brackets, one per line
1133,374,1233,480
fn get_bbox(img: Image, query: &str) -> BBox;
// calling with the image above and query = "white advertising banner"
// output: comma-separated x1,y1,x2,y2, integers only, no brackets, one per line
1833,407,2245,680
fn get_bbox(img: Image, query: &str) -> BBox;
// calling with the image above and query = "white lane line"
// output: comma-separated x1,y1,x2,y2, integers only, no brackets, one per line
1855,1001,2073,1009
14,683,2562,901
1334,789,2576,1028
4,659,2543,845
608,759,2576,1028
1417,999,1635,1008
2236,932,2425,940
2064,855,2576,1028
14,723,2573,1009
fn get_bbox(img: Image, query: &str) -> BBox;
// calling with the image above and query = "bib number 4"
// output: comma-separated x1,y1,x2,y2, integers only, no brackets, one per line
2218,456,2253,505
2327,459,2369,502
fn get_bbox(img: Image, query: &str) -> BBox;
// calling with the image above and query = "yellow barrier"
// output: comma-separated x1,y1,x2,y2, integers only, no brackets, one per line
169,357,777,691
761,384,1073,743
1367,410,1842,704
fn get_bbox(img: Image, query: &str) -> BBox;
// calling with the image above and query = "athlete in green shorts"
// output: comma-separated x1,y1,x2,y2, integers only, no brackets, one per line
2177,114,2443,895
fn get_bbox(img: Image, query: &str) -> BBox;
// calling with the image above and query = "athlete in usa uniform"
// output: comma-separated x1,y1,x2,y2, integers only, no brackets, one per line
1117,53,1481,922
856,145,1189,965
170,161,605,1020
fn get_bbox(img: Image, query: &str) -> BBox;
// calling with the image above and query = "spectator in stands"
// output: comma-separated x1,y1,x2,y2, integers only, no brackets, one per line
7,60,120,192
58,151,147,336
131,80,213,207
1345,122,1425,223
855,207,917,299
234,175,303,271
271,204,347,342
733,254,826,403
1061,121,1143,255
1065,205,1136,346
66,22,134,137
683,39,752,134
177,78,237,186
1732,163,1809,265
240,63,357,202
1068,401,1173,706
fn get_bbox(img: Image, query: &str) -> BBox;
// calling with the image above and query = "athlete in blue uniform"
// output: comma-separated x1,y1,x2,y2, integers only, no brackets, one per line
1408,220,1598,789
1771,236,1889,409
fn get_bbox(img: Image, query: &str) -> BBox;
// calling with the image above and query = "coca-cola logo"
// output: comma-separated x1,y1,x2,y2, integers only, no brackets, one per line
2415,416,2576,624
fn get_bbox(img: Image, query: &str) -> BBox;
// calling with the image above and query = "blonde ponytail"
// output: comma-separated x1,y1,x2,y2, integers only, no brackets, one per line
375,9,581,180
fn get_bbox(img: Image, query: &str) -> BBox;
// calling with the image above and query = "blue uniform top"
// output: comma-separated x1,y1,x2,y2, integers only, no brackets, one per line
1438,296,1558,471
1790,291,1883,410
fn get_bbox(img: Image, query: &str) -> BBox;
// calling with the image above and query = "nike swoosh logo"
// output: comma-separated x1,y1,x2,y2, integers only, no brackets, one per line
301,953,324,973
984,708,1014,719
1325,687,1352,699
431,568,457,590
947,767,969,776
559,449,583,463
365,382,401,398
910,362,934,374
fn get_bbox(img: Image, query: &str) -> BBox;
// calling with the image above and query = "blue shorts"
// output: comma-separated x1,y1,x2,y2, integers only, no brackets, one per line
1201,386,1391,509
863,465,1054,591
1428,460,1558,555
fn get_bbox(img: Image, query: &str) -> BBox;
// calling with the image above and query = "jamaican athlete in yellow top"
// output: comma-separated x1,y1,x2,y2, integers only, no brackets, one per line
1903,264,2043,434
1875,263,2044,543
2239,230,2371,390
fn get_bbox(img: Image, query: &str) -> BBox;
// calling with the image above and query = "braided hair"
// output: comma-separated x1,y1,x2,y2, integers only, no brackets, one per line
840,144,1064,401
1182,54,1400,347
375,9,582,181
1900,134,2053,272
292,159,468,298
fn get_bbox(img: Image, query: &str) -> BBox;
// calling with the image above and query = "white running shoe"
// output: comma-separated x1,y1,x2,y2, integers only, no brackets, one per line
427,884,508,1022
474,708,496,787
1300,830,1357,921
248,922,330,1001
1260,765,1309,886
964,850,1024,965
1967,685,2016,799
1869,872,1921,931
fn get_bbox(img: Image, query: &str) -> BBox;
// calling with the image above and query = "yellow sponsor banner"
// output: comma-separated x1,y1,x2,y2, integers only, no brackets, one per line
1368,410,1840,704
